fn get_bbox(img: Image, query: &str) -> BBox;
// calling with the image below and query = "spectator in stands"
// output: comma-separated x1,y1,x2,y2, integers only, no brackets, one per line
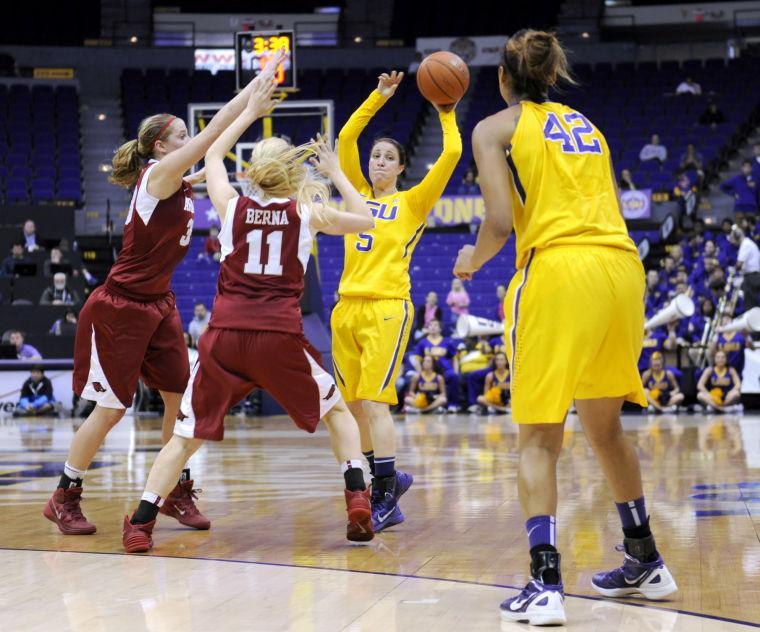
15,367,55,417
752,143,760,182
720,161,759,215
404,356,447,414
679,144,704,173
9,330,41,360
716,219,735,252
659,255,677,287
1,242,29,277
201,226,221,263
42,247,72,277
698,102,726,127
414,291,443,340
49,309,78,336
670,243,689,270
676,76,702,96
729,225,760,311
683,298,714,344
20,219,42,253
188,301,210,343
641,352,684,414
618,168,636,191
456,169,480,195
639,134,667,163
495,284,506,321
639,325,675,372
673,173,698,217
446,278,470,326
413,319,460,412
697,350,741,412
476,351,510,414
710,314,749,374
645,269,665,315
39,273,81,306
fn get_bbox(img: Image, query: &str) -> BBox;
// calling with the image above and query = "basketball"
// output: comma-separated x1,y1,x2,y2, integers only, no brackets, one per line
416,51,470,106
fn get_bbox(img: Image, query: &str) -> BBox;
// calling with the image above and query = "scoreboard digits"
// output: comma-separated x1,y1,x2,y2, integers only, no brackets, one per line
235,30,297,91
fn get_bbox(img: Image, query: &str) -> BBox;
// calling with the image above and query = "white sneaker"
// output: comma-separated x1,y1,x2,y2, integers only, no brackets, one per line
500,579,566,626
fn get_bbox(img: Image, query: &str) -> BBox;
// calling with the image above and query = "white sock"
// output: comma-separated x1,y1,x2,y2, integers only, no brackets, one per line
63,462,86,482
141,491,165,507
341,459,364,474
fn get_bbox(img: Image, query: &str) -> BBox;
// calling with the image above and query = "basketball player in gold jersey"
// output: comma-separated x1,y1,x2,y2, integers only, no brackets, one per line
335,70,461,531
454,30,677,625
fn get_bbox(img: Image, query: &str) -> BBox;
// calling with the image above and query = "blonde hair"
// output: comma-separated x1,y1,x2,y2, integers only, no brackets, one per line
501,29,575,102
244,137,329,219
110,113,175,189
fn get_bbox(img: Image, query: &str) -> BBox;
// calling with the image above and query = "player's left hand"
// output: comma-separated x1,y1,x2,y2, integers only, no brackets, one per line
309,133,339,177
454,245,478,280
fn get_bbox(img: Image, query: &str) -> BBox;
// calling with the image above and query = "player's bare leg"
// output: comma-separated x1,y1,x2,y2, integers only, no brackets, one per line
43,405,125,535
323,398,374,541
576,397,677,600
123,435,205,552
517,423,564,518
156,390,210,530
159,390,182,444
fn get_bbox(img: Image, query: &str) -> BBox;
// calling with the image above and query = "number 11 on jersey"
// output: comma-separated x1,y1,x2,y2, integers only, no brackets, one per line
245,229,284,276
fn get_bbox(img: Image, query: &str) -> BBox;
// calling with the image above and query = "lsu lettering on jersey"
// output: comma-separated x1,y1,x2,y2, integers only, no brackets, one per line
506,101,637,268
337,90,462,299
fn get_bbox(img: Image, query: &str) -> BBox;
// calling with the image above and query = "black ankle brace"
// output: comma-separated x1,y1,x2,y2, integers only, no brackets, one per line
530,549,562,585
624,534,658,562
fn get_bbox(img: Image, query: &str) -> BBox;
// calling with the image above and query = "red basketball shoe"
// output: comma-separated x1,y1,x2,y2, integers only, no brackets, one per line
345,488,374,542
123,515,156,553
43,487,96,535
159,479,211,530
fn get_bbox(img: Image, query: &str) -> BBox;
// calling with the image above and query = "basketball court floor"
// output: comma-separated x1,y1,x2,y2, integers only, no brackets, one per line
1,411,758,631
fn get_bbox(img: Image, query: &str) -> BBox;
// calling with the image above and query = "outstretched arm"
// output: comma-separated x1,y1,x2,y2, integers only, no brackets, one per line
205,73,278,224
454,108,517,280
406,104,462,219
337,71,402,195
307,134,375,236
149,49,285,200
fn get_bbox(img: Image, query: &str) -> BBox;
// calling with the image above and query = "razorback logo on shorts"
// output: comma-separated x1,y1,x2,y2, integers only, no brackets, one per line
177,410,188,421
323,384,336,401
92,382,107,393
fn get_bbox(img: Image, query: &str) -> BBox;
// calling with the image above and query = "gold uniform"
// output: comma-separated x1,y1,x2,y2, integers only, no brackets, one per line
332,90,462,403
503,101,647,423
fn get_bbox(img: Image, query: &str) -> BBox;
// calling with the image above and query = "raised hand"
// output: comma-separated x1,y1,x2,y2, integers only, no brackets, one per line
246,69,278,119
309,133,340,178
377,70,404,98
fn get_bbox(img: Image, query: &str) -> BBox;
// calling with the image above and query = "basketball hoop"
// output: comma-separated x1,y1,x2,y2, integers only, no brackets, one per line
235,171,255,198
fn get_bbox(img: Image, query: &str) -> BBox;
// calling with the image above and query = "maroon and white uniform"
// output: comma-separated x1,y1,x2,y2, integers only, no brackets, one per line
73,160,194,408
174,193,339,441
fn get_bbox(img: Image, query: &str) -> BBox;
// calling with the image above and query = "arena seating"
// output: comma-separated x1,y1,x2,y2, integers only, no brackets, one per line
452,56,760,194
0,83,82,204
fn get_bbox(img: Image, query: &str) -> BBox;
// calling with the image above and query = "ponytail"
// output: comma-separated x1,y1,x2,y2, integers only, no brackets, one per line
108,113,176,189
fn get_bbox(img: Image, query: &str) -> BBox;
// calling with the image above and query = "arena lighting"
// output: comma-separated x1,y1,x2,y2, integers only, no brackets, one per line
97,113,106,121
129,35,138,43
315,6,340,13
581,32,590,39
354,36,363,43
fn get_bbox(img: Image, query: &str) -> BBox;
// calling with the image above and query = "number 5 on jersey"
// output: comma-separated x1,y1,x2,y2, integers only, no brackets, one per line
245,229,284,276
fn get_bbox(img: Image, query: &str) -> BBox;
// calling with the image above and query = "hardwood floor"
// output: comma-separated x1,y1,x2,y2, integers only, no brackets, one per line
0,411,758,631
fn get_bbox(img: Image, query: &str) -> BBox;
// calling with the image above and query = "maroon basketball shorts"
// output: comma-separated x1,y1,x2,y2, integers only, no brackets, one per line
73,286,190,409
174,327,340,441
